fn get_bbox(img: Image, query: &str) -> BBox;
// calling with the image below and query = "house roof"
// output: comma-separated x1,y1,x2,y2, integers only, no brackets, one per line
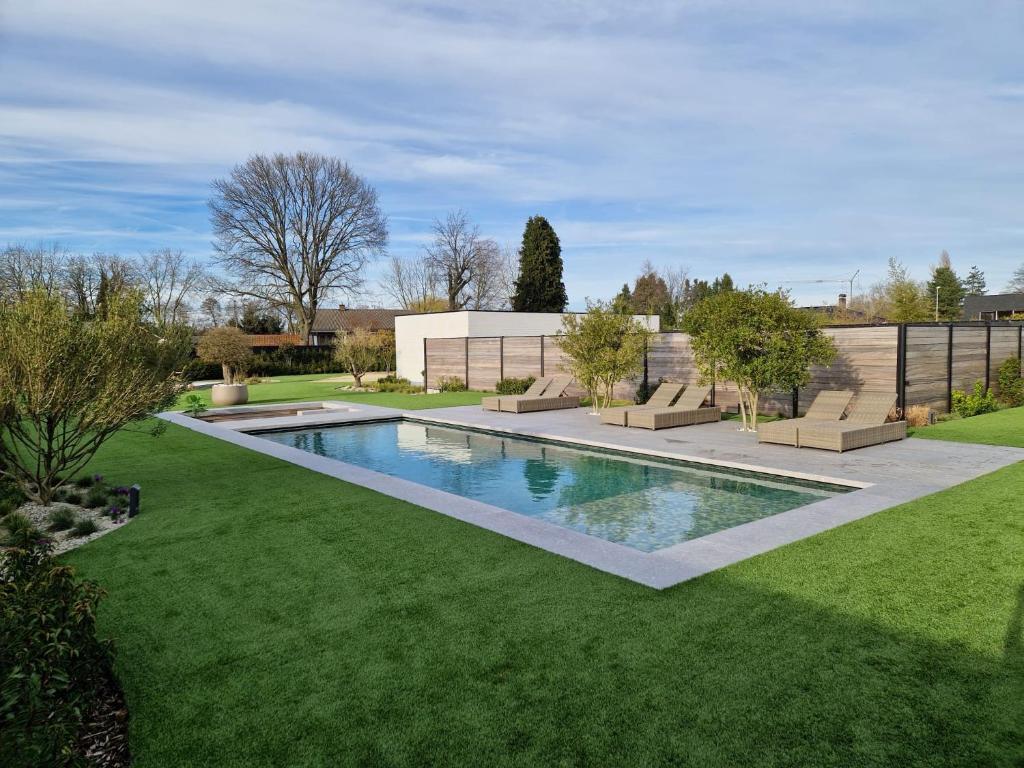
310,307,414,333
962,293,1024,315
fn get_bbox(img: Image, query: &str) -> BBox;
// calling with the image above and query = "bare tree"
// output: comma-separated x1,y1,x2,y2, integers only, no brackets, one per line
135,248,206,328
0,244,69,301
467,239,515,310
423,210,480,311
209,152,388,342
199,295,222,328
380,253,441,309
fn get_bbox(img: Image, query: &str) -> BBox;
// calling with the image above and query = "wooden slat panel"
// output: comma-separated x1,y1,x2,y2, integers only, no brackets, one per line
502,336,543,380
467,337,500,390
951,327,987,395
905,325,950,411
424,338,465,389
990,327,1020,393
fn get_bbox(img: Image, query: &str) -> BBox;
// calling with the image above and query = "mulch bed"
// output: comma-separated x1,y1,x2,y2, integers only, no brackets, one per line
78,667,131,768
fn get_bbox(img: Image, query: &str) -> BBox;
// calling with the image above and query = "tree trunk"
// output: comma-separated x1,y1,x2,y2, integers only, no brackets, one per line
222,362,232,384
737,386,748,431
353,372,363,388
748,391,760,430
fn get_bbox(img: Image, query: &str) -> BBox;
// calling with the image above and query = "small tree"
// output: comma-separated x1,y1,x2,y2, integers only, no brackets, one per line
197,326,252,384
0,289,190,503
963,265,987,296
925,252,965,321
335,328,384,388
684,288,836,431
558,302,652,411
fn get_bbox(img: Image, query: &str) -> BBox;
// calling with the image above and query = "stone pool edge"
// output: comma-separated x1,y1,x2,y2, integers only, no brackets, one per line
158,403,920,590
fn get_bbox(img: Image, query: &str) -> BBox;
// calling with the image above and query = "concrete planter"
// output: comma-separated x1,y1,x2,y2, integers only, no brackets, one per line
211,383,249,407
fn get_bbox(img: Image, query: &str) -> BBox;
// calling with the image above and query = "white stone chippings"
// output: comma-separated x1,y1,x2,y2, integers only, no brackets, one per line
159,401,1024,589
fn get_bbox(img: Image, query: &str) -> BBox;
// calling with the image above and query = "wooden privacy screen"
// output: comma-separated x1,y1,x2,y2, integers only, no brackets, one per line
424,323,1023,415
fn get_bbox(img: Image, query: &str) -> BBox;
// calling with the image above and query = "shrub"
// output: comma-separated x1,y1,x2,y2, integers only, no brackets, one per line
181,358,223,382
0,520,113,766
495,377,536,395
85,485,109,509
373,375,419,394
74,476,94,489
951,380,999,418
437,375,468,392
904,405,934,427
70,518,99,538
0,478,25,517
184,393,206,417
996,356,1024,407
47,507,77,531
62,490,83,506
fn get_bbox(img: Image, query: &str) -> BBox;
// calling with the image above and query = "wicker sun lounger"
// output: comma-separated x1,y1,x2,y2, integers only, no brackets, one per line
625,384,720,430
481,376,552,411
797,392,906,452
756,390,854,447
498,375,580,413
599,381,685,426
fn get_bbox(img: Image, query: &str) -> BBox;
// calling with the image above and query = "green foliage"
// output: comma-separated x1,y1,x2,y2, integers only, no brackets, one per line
184,394,206,417
85,485,109,509
996,356,1024,407
884,257,932,322
951,381,999,418
47,507,77,531
614,263,677,326
229,301,283,334
558,301,652,409
0,477,26,517
372,375,419,394
684,288,836,430
73,476,94,489
70,518,99,537
925,253,965,321
0,289,190,504
62,491,82,506
963,265,987,296
495,376,536,395
0,518,112,767
436,375,468,392
511,216,567,312
196,326,252,384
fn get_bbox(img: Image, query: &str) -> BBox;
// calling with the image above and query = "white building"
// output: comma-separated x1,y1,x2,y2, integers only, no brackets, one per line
395,310,660,385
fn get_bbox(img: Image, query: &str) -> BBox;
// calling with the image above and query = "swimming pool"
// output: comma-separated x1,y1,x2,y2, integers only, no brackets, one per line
258,419,849,552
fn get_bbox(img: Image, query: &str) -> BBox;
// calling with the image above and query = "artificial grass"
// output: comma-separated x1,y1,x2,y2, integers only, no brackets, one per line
64,420,1024,767
175,373,486,411
910,405,1024,447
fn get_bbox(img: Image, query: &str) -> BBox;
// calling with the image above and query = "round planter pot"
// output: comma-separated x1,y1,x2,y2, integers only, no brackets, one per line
211,383,249,407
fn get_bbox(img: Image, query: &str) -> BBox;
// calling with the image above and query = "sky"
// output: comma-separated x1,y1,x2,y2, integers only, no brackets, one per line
1,1,1022,308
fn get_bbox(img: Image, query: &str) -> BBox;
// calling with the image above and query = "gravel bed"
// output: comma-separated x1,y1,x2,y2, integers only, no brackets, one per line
15,501,132,554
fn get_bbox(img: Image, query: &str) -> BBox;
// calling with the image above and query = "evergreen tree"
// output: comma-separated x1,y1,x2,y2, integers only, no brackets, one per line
511,216,568,312
612,283,632,314
963,265,987,296
926,252,965,321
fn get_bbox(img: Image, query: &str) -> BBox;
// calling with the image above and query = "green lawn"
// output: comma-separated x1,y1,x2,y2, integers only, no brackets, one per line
910,406,1024,448
175,373,486,410
62,408,1024,766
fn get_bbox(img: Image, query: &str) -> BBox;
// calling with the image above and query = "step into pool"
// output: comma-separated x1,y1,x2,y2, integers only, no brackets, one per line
257,419,850,552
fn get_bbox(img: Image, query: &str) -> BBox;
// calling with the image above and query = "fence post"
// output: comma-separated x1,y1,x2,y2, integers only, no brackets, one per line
896,324,907,414
791,388,799,418
946,323,954,414
540,335,545,377
422,337,428,393
642,336,649,395
985,323,992,392
499,336,504,382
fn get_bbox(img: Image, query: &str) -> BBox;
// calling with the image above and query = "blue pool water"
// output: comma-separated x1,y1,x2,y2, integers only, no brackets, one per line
258,420,846,552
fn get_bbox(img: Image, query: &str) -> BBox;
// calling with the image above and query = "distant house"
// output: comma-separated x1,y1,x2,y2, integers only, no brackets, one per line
962,293,1024,321
308,305,415,347
800,293,882,324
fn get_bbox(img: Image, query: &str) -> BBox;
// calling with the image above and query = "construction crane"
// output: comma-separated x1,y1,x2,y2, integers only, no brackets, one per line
777,270,861,305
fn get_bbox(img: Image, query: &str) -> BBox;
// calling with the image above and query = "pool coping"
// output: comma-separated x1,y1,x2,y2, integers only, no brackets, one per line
160,402,1023,589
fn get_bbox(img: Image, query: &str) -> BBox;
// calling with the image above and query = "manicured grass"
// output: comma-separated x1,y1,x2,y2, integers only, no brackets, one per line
910,405,1024,447
64,418,1024,766
175,373,486,410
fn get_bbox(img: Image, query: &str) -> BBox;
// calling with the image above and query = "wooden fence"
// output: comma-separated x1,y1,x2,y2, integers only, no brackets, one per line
424,322,1023,415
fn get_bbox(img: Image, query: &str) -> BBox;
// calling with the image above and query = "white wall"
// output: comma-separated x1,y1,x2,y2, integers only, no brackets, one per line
395,311,660,384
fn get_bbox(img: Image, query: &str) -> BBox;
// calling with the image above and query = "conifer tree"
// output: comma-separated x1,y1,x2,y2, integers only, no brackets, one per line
511,216,568,312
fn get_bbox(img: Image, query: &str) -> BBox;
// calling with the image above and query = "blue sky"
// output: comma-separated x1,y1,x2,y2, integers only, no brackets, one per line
1,1,1022,307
